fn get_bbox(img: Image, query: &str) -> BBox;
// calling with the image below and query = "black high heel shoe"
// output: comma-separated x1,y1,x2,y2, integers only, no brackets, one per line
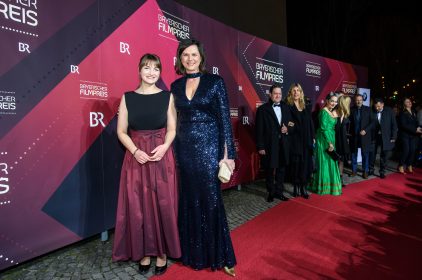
155,261,167,276
138,262,151,274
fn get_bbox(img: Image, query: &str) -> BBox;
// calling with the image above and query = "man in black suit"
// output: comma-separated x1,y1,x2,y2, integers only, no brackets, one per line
350,94,375,179
256,84,292,202
369,98,398,178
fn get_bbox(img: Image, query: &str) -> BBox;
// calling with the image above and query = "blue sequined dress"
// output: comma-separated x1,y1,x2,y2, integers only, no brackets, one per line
171,72,237,270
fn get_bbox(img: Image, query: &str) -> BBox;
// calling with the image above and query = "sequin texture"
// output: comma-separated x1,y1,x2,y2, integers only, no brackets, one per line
171,73,237,270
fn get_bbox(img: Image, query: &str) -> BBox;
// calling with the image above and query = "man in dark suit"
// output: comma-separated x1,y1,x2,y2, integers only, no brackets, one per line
368,98,398,178
256,84,292,202
350,94,375,179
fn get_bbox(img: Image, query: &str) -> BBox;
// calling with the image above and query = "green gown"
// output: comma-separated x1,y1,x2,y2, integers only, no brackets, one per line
308,109,342,195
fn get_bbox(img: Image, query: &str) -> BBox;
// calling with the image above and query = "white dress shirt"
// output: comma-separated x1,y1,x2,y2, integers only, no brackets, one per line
272,103,282,125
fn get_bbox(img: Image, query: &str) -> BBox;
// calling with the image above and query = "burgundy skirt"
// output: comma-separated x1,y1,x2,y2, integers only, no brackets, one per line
112,128,181,261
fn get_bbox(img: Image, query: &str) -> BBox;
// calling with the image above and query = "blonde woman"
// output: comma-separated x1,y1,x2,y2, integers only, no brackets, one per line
335,95,351,186
286,83,314,199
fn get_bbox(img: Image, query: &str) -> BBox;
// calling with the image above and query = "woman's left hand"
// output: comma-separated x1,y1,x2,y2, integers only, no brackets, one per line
150,144,169,161
219,158,235,173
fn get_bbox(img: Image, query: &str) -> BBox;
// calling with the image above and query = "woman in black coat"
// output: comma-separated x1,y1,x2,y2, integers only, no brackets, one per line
398,98,422,173
335,94,351,186
286,83,314,199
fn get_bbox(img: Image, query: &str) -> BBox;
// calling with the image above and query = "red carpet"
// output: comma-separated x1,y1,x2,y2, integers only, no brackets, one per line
154,170,422,280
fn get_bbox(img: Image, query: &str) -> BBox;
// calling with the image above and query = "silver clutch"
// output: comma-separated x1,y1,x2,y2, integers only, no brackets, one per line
218,162,232,183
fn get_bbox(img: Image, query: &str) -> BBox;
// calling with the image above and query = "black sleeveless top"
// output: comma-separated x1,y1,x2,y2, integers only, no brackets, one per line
124,91,170,130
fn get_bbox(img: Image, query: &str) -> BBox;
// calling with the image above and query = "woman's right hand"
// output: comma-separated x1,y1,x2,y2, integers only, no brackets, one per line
328,143,334,152
134,149,151,164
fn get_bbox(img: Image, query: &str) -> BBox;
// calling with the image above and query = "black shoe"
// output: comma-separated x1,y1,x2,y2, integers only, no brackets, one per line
266,194,274,202
380,173,386,179
274,193,289,201
155,262,167,276
299,186,309,199
362,172,368,179
139,262,151,274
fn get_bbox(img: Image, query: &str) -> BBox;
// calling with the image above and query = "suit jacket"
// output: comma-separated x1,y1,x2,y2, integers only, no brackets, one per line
398,109,419,139
256,101,292,168
350,105,375,153
373,106,398,151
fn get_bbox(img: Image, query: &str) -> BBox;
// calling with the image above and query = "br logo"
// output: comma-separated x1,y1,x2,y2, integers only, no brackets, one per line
18,42,30,53
119,42,130,55
90,112,105,127
0,162,9,195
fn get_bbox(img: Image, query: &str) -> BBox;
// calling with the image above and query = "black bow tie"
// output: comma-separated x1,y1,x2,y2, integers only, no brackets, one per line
273,103,281,107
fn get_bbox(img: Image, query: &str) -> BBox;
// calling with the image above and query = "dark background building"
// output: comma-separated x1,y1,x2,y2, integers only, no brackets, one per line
176,0,421,106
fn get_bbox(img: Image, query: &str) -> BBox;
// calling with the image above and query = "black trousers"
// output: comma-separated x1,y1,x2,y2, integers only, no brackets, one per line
369,134,392,175
265,166,286,195
399,136,417,166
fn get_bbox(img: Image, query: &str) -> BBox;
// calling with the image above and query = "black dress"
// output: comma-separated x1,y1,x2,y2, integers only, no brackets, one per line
112,91,181,261
335,116,351,162
170,72,236,270
288,105,314,186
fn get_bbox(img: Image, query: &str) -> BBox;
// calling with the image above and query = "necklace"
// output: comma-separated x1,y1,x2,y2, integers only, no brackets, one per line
186,72,202,79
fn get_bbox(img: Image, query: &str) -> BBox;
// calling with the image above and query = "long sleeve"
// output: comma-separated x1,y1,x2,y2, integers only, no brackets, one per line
318,110,332,145
215,77,236,159
399,111,418,135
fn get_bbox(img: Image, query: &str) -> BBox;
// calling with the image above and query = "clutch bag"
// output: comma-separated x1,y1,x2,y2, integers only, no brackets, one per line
326,148,342,161
218,162,232,183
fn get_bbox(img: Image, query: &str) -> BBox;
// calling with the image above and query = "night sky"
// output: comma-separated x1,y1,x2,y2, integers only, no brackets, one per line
286,0,422,106
176,0,421,106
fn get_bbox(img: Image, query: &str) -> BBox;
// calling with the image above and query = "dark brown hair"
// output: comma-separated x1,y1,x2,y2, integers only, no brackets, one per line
174,39,206,75
138,53,162,72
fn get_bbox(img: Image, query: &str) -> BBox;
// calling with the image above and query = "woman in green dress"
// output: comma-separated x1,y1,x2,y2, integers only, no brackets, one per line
308,92,342,195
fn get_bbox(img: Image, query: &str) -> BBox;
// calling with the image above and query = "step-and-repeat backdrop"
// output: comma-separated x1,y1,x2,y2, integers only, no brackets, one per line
0,0,367,270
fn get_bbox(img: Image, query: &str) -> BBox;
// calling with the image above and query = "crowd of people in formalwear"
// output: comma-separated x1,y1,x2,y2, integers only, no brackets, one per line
256,84,422,202
111,37,421,276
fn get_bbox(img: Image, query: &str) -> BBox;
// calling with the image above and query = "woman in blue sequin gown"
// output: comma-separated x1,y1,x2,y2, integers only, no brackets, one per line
171,39,237,275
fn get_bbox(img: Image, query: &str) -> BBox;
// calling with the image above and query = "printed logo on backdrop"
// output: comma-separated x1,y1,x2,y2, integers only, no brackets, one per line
90,112,105,127
341,81,357,95
0,0,38,30
1,0,39,54
157,9,190,42
0,90,17,115
255,57,284,89
79,80,108,101
230,108,239,118
0,151,10,201
305,61,321,78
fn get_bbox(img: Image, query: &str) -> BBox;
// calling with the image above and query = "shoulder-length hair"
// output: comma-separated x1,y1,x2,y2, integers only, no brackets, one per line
286,83,305,110
338,95,351,118
174,39,207,75
138,53,162,72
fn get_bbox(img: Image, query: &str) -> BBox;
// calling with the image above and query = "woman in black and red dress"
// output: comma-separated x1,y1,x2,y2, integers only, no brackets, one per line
112,54,180,276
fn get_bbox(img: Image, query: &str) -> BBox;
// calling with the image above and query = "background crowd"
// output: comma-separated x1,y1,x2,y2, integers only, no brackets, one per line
256,84,422,201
